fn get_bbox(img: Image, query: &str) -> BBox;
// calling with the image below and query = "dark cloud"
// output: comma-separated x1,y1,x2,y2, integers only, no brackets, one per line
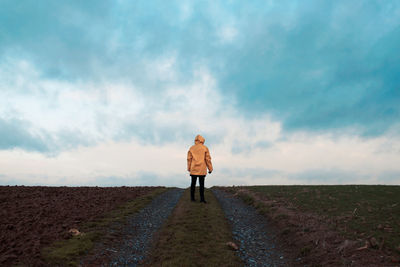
217,1,400,136
0,117,98,154
0,117,49,152
1,0,399,149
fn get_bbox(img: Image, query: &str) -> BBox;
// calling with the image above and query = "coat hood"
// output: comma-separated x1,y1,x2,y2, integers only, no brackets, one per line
194,134,205,144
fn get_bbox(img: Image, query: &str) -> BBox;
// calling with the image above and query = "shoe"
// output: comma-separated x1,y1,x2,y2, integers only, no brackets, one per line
200,200,207,203
191,199,196,202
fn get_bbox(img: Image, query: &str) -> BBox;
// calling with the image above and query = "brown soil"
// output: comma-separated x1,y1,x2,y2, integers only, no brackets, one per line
0,185,160,267
222,188,399,267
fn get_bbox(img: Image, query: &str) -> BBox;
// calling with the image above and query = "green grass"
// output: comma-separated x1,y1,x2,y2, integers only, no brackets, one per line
41,187,167,266
143,188,243,267
237,185,400,254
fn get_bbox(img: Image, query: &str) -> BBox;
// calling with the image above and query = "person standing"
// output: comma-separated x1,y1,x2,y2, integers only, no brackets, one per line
187,134,213,203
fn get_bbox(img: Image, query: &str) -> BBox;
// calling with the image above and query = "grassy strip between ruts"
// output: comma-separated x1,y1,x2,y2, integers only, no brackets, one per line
229,185,400,256
41,187,168,266
143,188,243,267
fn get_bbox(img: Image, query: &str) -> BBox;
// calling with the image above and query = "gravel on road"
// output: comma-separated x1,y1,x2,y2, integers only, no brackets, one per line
81,188,184,267
212,188,289,267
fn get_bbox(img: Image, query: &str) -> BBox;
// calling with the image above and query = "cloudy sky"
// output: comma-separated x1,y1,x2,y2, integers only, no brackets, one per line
1,0,399,187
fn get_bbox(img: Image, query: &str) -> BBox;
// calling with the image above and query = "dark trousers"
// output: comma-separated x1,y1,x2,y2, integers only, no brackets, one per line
190,175,205,201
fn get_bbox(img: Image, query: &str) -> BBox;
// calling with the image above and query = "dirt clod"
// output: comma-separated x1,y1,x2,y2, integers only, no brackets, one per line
226,241,239,250
391,256,400,263
338,240,356,253
356,241,370,251
370,237,378,248
68,228,82,236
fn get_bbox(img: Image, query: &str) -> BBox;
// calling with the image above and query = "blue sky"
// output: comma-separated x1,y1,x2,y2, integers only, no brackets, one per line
0,0,399,187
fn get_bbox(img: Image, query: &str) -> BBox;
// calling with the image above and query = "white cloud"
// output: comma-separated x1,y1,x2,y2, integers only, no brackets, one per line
145,54,178,82
1,129,399,186
0,57,147,139
179,2,193,22
217,25,238,43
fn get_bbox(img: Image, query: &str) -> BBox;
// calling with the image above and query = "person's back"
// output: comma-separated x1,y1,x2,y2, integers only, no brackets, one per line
187,135,213,203
188,138,212,175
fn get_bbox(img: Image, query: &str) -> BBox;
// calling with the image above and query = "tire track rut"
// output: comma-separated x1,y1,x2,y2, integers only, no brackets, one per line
212,188,288,267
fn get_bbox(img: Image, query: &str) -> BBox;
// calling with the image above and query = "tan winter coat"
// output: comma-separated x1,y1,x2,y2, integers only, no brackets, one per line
187,135,213,176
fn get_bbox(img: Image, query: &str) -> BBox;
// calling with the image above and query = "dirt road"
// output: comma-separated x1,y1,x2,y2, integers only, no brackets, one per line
80,188,288,266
